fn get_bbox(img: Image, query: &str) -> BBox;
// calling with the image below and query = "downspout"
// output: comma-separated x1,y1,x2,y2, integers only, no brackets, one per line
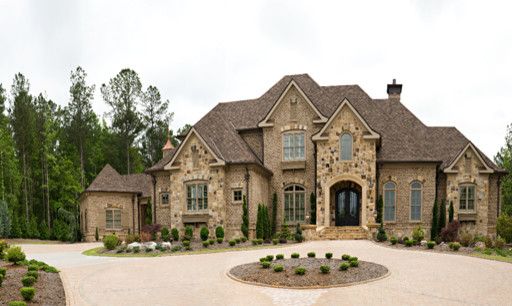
313,142,317,225
151,174,157,224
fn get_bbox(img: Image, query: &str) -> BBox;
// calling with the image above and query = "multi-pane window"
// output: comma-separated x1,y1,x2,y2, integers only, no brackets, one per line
284,185,305,222
283,132,305,161
340,133,353,161
459,185,475,211
106,209,121,230
161,193,169,205
383,182,396,222
187,183,208,211
233,189,242,203
410,181,422,221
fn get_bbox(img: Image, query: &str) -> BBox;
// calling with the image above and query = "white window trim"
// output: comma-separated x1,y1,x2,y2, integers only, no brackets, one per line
383,182,396,222
409,181,422,222
340,132,353,161
282,131,306,162
105,208,122,230
459,184,476,213
186,182,208,212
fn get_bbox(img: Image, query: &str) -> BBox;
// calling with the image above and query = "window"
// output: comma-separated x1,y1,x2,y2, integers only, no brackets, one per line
459,185,475,212
283,132,305,161
340,133,353,161
383,182,396,222
284,185,305,222
187,183,208,211
232,189,242,203
106,209,121,230
161,192,169,205
410,181,422,221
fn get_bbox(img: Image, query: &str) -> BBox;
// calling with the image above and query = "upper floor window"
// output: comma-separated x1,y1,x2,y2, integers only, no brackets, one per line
410,181,422,221
284,185,305,222
106,208,121,230
187,183,208,211
340,133,353,161
383,182,396,222
283,132,305,161
459,184,475,212
232,189,243,203
161,192,169,205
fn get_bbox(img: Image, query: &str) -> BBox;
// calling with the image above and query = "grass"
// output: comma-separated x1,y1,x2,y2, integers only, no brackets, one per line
471,253,512,263
83,243,290,258
5,239,65,245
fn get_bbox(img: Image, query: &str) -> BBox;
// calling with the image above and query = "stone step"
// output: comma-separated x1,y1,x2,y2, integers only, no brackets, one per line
317,226,368,240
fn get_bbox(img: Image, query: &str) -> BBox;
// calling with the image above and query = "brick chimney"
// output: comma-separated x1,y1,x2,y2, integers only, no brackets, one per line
387,79,402,101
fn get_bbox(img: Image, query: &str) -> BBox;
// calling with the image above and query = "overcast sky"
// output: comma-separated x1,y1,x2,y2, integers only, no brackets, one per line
0,0,510,159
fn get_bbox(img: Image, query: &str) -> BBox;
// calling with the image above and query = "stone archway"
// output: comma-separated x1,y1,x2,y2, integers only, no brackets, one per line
331,181,362,226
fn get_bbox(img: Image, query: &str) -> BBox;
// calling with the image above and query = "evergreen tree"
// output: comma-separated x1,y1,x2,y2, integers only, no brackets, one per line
439,199,447,233
309,192,316,225
28,214,39,238
431,199,439,240
241,195,249,238
448,201,454,223
376,195,383,224
0,199,11,237
256,204,263,239
495,123,512,215
263,205,271,241
10,212,21,238
271,193,277,236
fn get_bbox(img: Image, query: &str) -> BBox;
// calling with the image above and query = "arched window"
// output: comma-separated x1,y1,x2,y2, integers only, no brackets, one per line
340,133,353,161
383,182,396,222
410,181,422,221
284,185,305,222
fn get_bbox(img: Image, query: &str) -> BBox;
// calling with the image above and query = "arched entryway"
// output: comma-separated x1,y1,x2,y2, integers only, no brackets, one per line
331,181,362,226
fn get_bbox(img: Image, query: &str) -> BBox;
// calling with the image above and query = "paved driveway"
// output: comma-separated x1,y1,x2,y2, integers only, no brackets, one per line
20,240,512,306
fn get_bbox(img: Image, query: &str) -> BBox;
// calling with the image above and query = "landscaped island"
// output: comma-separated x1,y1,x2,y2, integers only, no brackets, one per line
228,252,388,288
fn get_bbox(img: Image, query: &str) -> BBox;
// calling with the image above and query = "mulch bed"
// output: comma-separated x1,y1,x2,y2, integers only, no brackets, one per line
0,261,66,306
379,241,475,254
229,258,388,288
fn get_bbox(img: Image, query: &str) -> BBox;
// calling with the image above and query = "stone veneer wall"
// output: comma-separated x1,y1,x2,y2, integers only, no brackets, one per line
262,85,321,227
315,104,377,230
154,171,171,225
80,192,138,242
378,163,437,238
488,174,499,236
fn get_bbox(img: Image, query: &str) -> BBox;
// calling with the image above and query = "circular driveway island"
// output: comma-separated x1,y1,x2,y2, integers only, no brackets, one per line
20,240,512,306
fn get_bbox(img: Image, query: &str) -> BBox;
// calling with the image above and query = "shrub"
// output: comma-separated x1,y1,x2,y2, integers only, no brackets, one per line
125,234,140,244
0,267,6,277
448,201,454,223
427,241,435,249
431,199,439,239
184,226,194,241
350,260,359,267
161,227,170,242
497,214,512,243
171,228,179,241
273,264,284,272
95,227,99,242
261,261,271,269
217,238,223,244
202,241,209,248
145,247,152,253
325,252,333,259
257,239,264,245
459,231,474,247
20,287,35,301
295,266,306,275
27,265,38,272
307,252,315,258
291,253,300,258
241,237,247,243
272,239,278,245
103,234,119,250
182,240,190,247
266,255,274,261
294,223,304,242
483,248,492,255
199,226,209,241
6,246,26,264
0,274,3,286
241,196,249,238
320,265,330,274
412,226,425,242
229,240,236,246
405,240,413,247
341,254,350,260
215,226,225,239
259,257,267,263
25,271,37,280
251,239,258,245
339,262,350,271
133,246,140,253
235,237,241,244
390,236,398,245
411,239,417,245
349,256,358,262
440,221,460,242
43,266,59,273
495,236,506,249
276,254,284,260
376,224,387,242
21,276,36,287
171,245,182,252
208,239,215,245
484,235,494,248
449,242,461,251
0,240,8,256
401,236,409,244
8,301,27,306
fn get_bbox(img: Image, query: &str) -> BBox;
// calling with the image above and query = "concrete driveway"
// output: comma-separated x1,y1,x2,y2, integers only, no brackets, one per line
20,240,512,306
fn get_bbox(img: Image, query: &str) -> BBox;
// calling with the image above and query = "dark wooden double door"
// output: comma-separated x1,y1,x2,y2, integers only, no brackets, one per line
335,188,360,226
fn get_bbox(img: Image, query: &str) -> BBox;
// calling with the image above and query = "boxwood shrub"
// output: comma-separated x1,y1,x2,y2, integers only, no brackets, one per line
339,262,350,271
25,271,38,280
235,238,241,244
349,260,359,267
202,241,209,248
390,236,398,245
8,301,27,306
208,239,215,245
325,252,333,259
266,255,274,262
102,234,119,250
349,256,358,262
6,246,26,264
0,267,6,277
21,276,36,287
405,239,413,247
307,252,316,258
272,239,278,245
251,239,258,245
171,228,180,241
341,254,350,260
20,287,35,301
276,254,284,260
273,264,284,272
295,266,306,275
291,253,300,258
216,238,223,244
427,241,435,249
319,265,330,274
229,240,236,246
0,274,4,286
27,265,38,272
261,261,271,269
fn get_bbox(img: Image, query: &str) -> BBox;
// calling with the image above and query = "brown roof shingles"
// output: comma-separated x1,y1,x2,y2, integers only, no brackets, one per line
86,164,153,197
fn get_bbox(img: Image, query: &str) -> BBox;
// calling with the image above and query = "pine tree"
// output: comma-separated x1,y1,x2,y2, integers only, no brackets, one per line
271,193,277,236
309,192,316,225
376,195,383,224
263,205,271,241
448,201,454,223
10,212,21,238
439,199,447,233
431,199,439,240
256,204,263,239
0,199,11,237
241,195,249,238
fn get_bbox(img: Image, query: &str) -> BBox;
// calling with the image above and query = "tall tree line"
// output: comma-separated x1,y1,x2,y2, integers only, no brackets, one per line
0,67,181,241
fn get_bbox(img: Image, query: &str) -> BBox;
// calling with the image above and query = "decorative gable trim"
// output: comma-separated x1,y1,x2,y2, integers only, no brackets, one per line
312,98,380,141
444,142,493,174
258,80,327,127
164,127,225,170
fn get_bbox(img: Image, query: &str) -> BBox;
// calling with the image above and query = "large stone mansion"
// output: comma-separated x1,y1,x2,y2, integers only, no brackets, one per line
79,74,505,241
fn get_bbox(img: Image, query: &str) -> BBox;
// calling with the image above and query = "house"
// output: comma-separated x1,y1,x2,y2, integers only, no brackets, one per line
80,74,506,242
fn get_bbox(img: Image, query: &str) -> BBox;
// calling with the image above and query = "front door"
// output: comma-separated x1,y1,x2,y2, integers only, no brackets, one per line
335,188,360,226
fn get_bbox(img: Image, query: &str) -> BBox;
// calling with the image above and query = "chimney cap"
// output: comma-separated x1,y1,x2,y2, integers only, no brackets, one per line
387,79,402,95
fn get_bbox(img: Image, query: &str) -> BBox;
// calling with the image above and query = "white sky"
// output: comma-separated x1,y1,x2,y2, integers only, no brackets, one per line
0,0,511,159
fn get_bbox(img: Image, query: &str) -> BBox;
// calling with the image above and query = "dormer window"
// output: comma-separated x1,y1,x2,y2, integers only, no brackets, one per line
283,132,305,161
340,133,353,161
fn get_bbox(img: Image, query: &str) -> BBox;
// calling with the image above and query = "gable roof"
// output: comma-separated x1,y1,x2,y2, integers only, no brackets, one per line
444,142,494,173
86,164,152,197
146,73,503,173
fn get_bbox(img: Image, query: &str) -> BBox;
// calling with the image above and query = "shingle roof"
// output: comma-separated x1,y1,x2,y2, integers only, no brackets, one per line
86,164,153,197
146,74,503,173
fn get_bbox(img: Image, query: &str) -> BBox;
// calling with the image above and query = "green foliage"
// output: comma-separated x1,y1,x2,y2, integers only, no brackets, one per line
39,221,50,240
291,252,300,258
259,257,267,263
256,204,271,240
349,256,358,261
272,238,278,245
241,196,249,238
295,266,306,275
497,214,512,243
215,226,224,239
0,200,11,237
27,215,39,239
280,220,291,242
161,227,170,242
20,287,35,301
171,228,179,241
27,265,38,272
184,226,193,241
228,240,236,246
8,302,27,306
412,226,425,242
102,234,119,250
0,274,4,286
271,193,278,235
341,254,350,260
234,237,241,244
427,241,435,249
376,195,383,224
495,124,512,215
320,265,330,274
266,255,274,261
448,201,454,223
376,223,387,242
431,199,439,240
439,199,446,234
307,252,315,258
325,252,333,259
310,192,316,225
21,276,36,287
182,240,190,247
25,271,38,280
449,242,461,251
339,262,349,271
216,237,223,244
349,260,359,267
133,246,140,253
276,254,284,260
495,236,506,249
294,223,304,242
208,239,215,245
405,239,413,247
6,246,26,264
261,261,270,269
200,226,209,241
390,236,398,245
43,266,59,273
0,267,6,277
273,264,284,272
202,241,209,248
